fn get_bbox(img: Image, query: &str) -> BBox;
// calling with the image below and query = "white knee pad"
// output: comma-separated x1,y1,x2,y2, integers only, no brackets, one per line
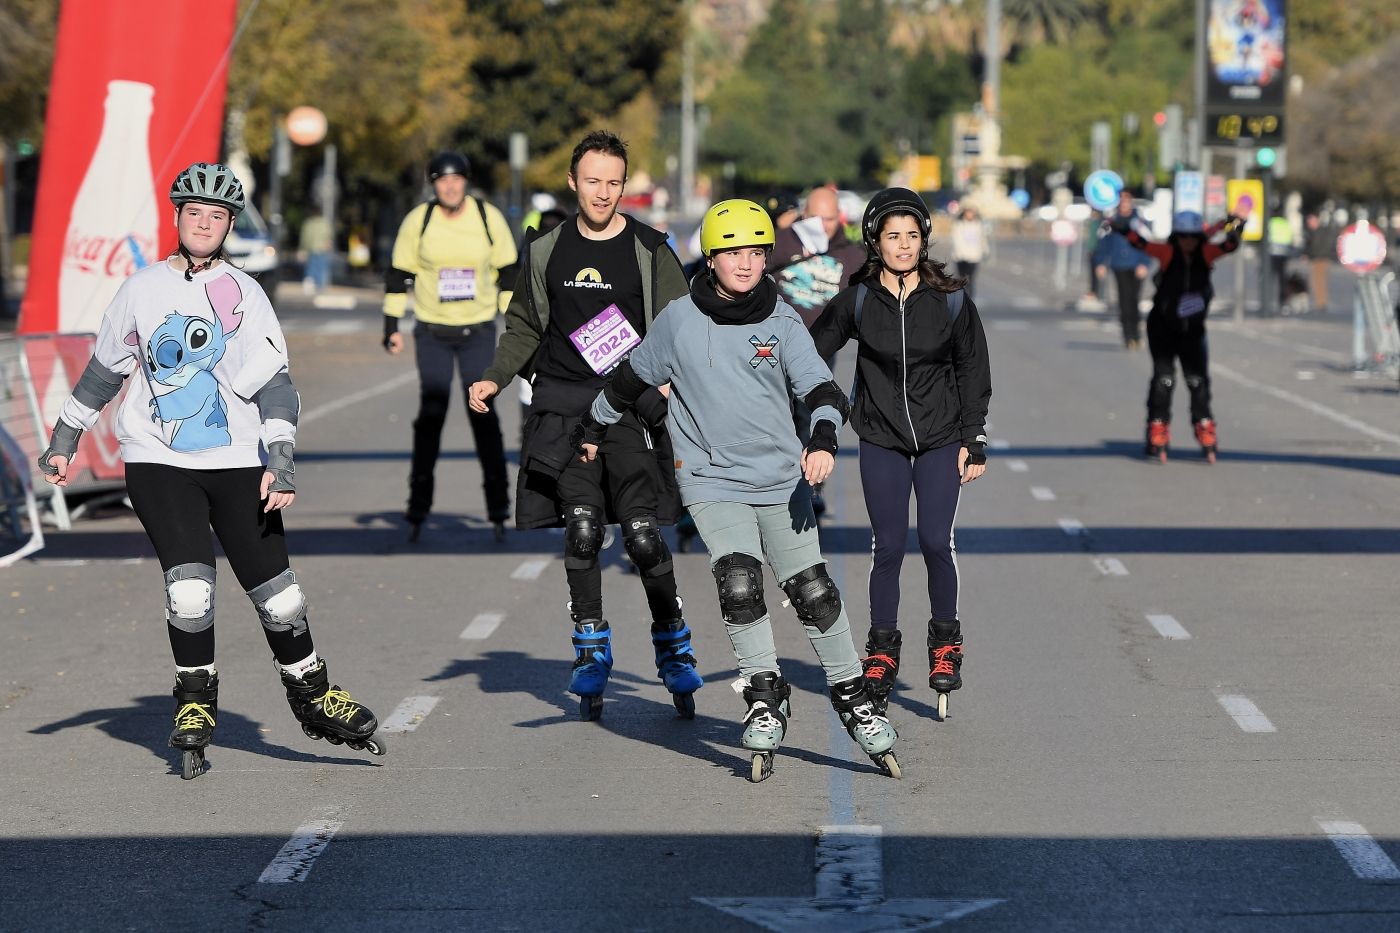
248,569,309,636
164,563,215,633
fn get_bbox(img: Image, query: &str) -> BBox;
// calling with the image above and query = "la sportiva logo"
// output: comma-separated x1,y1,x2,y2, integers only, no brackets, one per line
566,267,612,290
749,335,779,369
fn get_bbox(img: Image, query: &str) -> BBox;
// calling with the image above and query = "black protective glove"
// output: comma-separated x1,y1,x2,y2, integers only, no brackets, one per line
382,314,400,350
806,420,839,458
265,441,296,493
963,440,987,465
570,413,608,455
38,421,82,476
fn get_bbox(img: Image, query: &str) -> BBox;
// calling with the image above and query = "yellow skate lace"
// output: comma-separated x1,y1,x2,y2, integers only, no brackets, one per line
174,702,215,730
318,688,361,723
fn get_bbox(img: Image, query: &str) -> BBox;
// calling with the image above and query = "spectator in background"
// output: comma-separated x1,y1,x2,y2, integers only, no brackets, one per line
1094,190,1151,349
950,207,988,300
299,213,333,294
1303,213,1332,313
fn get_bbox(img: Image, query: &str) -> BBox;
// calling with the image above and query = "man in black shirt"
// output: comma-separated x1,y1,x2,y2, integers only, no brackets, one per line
469,131,698,721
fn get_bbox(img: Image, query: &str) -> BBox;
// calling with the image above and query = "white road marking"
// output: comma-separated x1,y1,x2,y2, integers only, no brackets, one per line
1315,820,1400,881
311,294,358,310
1030,486,1056,501
695,824,1004,930
1214,363,1400,446
1215,693,1276,733
1145,614,1191,640
1058,518,1086,535
1092,557,1128,576
257,810,344,883
989,438,1011,450
300,371,418,426
511,558,549,580
1295,370,1316,381
1006,459,1029,473
461,611,504,640
379,695,441,734
313,319,364,336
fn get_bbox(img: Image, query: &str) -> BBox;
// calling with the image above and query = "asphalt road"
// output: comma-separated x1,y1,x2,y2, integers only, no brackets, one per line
3,252,1400,932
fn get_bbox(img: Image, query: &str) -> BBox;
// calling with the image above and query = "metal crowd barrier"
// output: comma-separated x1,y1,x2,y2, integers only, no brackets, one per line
1352,272,1399,377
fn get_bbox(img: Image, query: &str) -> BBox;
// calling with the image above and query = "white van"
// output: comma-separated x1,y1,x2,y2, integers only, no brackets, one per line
226,201,278,284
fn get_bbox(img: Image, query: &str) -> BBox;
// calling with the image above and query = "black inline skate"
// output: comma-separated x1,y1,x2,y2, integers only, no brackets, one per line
281,660,387,756
829,675,901,778
169,669,218,780
928,619,964,721
861,627,902,716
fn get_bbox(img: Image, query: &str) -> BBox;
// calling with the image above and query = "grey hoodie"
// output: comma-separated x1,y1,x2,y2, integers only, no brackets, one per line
591,292,841,506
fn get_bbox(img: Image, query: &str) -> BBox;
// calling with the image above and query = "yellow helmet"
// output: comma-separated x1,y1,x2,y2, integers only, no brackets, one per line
700,199,775,257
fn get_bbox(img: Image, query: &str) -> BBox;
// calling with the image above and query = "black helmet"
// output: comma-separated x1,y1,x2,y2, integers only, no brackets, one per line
861,187,931,253
427,151,470,182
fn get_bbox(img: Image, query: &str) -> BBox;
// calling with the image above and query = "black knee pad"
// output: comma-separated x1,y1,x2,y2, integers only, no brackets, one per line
780,563,842,633
564,504,604,570
622,516,672,578
1185,375,1206,390
1154,375,1175,389
713,553,766,625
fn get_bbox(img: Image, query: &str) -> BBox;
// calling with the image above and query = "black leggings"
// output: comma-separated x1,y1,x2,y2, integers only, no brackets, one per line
125,463,313,668
1146,314,1211,424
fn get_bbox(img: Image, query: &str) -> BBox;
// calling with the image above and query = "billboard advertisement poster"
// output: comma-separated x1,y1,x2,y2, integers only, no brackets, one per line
19,0,239,336
1206,0,1287,108
1226,179,1265,242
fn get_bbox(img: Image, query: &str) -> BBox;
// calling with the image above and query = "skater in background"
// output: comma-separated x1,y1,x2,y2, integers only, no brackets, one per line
949,206,988,301
38,162,384,780
1118,209,1243,463
575,198,900,782
468,131,700,722
1094,189,1151,349
810,188,991,722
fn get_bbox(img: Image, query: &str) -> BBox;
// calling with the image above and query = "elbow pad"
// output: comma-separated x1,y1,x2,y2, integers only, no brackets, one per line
72,357,127,411
385,265,413,294
803,380,851,424
253,372,299,425
602,360,651,413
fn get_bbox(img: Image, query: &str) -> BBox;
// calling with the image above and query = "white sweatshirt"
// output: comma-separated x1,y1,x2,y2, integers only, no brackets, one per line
58,261,294,470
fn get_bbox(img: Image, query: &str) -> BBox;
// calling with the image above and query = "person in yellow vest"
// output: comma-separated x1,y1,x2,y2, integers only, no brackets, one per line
383,151,518,540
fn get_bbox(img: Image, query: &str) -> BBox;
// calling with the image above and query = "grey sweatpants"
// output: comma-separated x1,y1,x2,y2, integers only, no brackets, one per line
688,493,862,686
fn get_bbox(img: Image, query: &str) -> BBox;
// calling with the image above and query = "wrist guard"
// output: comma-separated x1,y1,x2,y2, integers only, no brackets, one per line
806,420,839,457
570,413,608,454
38,421,82,476
265,441,296,493
964,441,987,465
382,314,400,349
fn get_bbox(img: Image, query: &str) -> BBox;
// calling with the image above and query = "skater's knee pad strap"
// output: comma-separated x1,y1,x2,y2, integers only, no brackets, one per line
713,553,766,625
564,504,604,570
1154,375,1175,388
1184,374,1206,389
247,569,309,636
164,563,215,633
622,515,672,577
781,563,842,633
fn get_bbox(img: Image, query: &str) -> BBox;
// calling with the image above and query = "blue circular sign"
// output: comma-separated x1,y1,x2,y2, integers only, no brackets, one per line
1010,188,1030,210
1084,170,1124,212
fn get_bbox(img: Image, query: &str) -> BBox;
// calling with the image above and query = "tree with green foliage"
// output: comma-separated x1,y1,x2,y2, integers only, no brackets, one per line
0,0,58,143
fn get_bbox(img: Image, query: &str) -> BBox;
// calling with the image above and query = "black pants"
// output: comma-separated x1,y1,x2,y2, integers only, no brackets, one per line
555,413,677,623
410,322,510,522
1114,268,1143,343
1146,313,1211,424
125,463,312,668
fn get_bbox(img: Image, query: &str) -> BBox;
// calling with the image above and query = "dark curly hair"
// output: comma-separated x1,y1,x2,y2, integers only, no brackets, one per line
850,208,965,294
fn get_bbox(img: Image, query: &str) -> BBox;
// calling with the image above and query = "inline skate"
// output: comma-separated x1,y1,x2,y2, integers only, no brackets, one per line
651,616,703,718
281,660,386,756
861,627,901,716
739,671,791,783
169,668,218,780
569,619,613,721
928,619,964,721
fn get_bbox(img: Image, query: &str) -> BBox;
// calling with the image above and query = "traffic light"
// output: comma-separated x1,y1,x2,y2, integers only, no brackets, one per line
1256,147,1277,169
1153,111,1167,128
16,139,35,157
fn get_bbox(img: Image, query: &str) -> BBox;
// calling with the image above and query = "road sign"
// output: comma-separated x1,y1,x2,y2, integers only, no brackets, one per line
1337,221,1387,274
1226,179,1263,241
1084,170,1123,212
1050,218,1078,246
1010,188,1030,210
286,106,327,146
1173,171,1204,216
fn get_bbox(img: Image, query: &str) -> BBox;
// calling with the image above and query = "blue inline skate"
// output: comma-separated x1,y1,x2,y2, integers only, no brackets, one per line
651,616,703,719
569,619,613,721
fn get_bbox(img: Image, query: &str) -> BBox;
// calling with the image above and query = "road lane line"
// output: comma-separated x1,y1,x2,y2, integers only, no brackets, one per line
1146,613,1191,640
1215,693,1276,733
1316,820,1400,881
1058,518,1086,535
511,558,549,580
257,811,344,883
379,696,441,734
814,825,884,902
989,439,1011,450
1214,363,1400,446
1006,459,1029,473
1030,486,1056,501
1092,557,1128,576
461,611,504,640
300,371,418,426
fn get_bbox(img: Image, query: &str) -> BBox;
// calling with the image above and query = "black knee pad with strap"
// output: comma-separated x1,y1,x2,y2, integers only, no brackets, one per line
564,504,604,570
622,515,672,578
713,553,766,625
781,563,842,633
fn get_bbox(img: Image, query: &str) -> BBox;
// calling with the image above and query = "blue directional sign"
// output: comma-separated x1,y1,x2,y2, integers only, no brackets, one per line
1083,170,1124,212
1010,188,1030,210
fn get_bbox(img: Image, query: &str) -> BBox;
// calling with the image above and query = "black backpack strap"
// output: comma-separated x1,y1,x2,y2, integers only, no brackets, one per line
853,283,868,333
948,288,964,322
419,197,494,247
419,200,435,238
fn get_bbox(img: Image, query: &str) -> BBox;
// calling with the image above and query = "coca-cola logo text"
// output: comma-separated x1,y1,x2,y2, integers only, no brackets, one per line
62,230,158,278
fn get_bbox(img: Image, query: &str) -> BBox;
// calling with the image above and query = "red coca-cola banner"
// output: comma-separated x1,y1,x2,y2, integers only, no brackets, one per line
20,0,239,336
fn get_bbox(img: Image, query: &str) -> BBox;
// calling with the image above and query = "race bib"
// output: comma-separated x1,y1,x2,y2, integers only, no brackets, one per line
1177,291,1206,318
569,304,641,375
438,268,476,302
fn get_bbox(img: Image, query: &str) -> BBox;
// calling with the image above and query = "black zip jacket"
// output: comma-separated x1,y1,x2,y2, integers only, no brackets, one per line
810,278,991,456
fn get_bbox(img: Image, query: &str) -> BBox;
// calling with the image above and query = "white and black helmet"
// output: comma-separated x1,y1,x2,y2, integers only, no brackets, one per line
861,187,932,254
169,162,245,214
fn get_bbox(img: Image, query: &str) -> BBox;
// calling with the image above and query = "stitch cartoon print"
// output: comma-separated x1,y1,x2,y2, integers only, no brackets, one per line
142,273,244,452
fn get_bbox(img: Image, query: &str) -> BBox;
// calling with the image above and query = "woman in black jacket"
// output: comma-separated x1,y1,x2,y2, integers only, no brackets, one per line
810,188,992,720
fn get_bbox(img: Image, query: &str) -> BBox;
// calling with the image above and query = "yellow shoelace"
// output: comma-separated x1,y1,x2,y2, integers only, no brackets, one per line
319,688,360,723
174,702,215,730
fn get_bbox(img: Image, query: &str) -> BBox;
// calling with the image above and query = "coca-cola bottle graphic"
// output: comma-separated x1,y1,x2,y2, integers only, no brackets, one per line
59,80,159,335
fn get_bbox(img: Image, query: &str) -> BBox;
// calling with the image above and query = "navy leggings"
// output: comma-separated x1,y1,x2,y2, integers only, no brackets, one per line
859,440,962,629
